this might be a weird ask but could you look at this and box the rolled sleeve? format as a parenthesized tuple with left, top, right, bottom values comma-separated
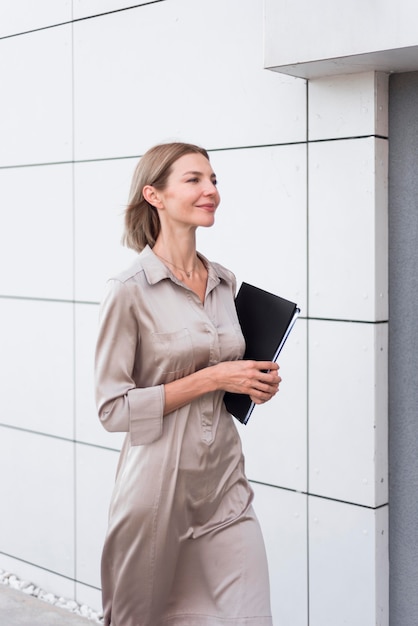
(128, 385, 165, 445)
(95, 279, 165, 446)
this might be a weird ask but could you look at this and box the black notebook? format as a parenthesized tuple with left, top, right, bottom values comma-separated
(224, 282, 300, 425)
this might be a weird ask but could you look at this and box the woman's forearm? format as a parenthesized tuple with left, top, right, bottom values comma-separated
(163, 360, 281, 415)
(163, 366, 219, 415)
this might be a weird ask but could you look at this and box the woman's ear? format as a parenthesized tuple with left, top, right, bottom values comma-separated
(143, 185, 162, 209)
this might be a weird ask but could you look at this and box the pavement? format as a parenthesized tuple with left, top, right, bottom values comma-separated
(0, 585, 94, 626)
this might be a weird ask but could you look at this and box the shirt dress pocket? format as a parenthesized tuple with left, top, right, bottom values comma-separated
(151, 328, 194, 377)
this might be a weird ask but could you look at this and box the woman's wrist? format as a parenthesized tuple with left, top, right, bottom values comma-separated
(196, 363, 221, 394)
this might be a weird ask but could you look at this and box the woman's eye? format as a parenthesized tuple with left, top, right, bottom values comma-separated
(186, 177, 218, 185)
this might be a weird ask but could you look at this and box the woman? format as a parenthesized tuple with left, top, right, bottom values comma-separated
(95, 142, 281, 626)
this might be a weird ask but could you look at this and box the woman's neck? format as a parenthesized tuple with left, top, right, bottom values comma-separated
(152, 233, 207, 302)
(152, 233, 198, 271)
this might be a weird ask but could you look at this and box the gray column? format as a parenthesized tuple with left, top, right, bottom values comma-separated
(389, 71, 418, 626)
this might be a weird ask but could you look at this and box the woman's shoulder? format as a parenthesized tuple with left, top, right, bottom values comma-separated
(99, 253, 152, 316)
(110, 257, 146, 285)
(107, 246, 155, 286)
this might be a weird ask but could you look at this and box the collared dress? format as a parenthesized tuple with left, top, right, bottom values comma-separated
(95, 245, 273, 626)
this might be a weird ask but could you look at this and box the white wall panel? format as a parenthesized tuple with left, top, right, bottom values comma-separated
(0, 554, 75, 602)
(0, 164, 73, 300)
(73, 0, 306, 161)
(198, 144, 307, 311)
(309, 72, 388, 141)
(252, 484, 308, 626)
(74, 159, 137, 302)
(0, 299, 74, 438)
(73, 0, 150, 19)
(0, 27, 72, 167)
(75, 302, 124, 449)
(75, 445, 120, 588)
(309, 496, 388, 626)
(309, 137, 388, 322)
(240, 319, 307, 492)
(0, 0, 71, 38)
(75, 583, 102, 615)
(265, 0, 418, 77)
(309, 320, 388, 507)
(0, 1, 390, 622)
(0, 428, 75, 577)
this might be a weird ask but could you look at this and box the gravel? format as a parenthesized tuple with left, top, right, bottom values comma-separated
(0, 569, 104, 623)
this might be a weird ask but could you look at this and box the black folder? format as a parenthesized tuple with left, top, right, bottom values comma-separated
(224, 282, 300, 425)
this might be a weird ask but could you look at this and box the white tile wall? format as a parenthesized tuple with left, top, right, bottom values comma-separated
(309, 72, 389, 140)
(252, 483, 308, 626)
(265, 0, 418, 74)
(0, 164, 73, 300)
(0, 428, 75, 577)
(0, 0, 71, 38)
(0, 3, 389, 625)
(199, 144, 307, 311)
(309, 137, 388, 322)
(0, 298, 74, 439)
(73, 0, 306, 161)
(74, 159, 138, 303)
(75, 445, 120, 589)
(309, 319, 388, 507)
(75, 583, 102, 615)
(0, 26, 72, 167)
(240, 319, 307, 492)
(75, 302, 124, 449)
(73, 0, 150, 19)
(308, 496, 388, 626)
(0, 554, 75, 601)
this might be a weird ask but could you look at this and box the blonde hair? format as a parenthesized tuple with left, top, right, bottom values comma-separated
(123, 142, 210, 253)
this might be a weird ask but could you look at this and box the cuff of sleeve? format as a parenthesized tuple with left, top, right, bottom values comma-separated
(128, 384, 165, 445)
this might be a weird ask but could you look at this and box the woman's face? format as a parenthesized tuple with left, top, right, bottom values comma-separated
(154, 152, 220, 230)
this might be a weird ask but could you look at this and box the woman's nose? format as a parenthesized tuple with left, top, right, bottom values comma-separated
(203, 180, 218, 195)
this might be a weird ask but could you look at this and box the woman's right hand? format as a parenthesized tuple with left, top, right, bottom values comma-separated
(163, 359, 281, 416)
(213, 360, 281, 405)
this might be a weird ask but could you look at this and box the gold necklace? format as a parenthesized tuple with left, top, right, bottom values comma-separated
(154, 252, 198, 278)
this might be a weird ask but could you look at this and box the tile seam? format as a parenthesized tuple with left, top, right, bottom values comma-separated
(0, 134, 388, 171)
(249, 480, 389, 510)
(0, 551, 101, 591)
(0, 0, 167, 41)
(0, 423, 119, 453)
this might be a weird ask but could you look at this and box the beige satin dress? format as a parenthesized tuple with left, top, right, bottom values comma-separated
(95, 245, 273, 626)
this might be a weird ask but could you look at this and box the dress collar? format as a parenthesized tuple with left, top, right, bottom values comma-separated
(139, 245, 230, 289)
